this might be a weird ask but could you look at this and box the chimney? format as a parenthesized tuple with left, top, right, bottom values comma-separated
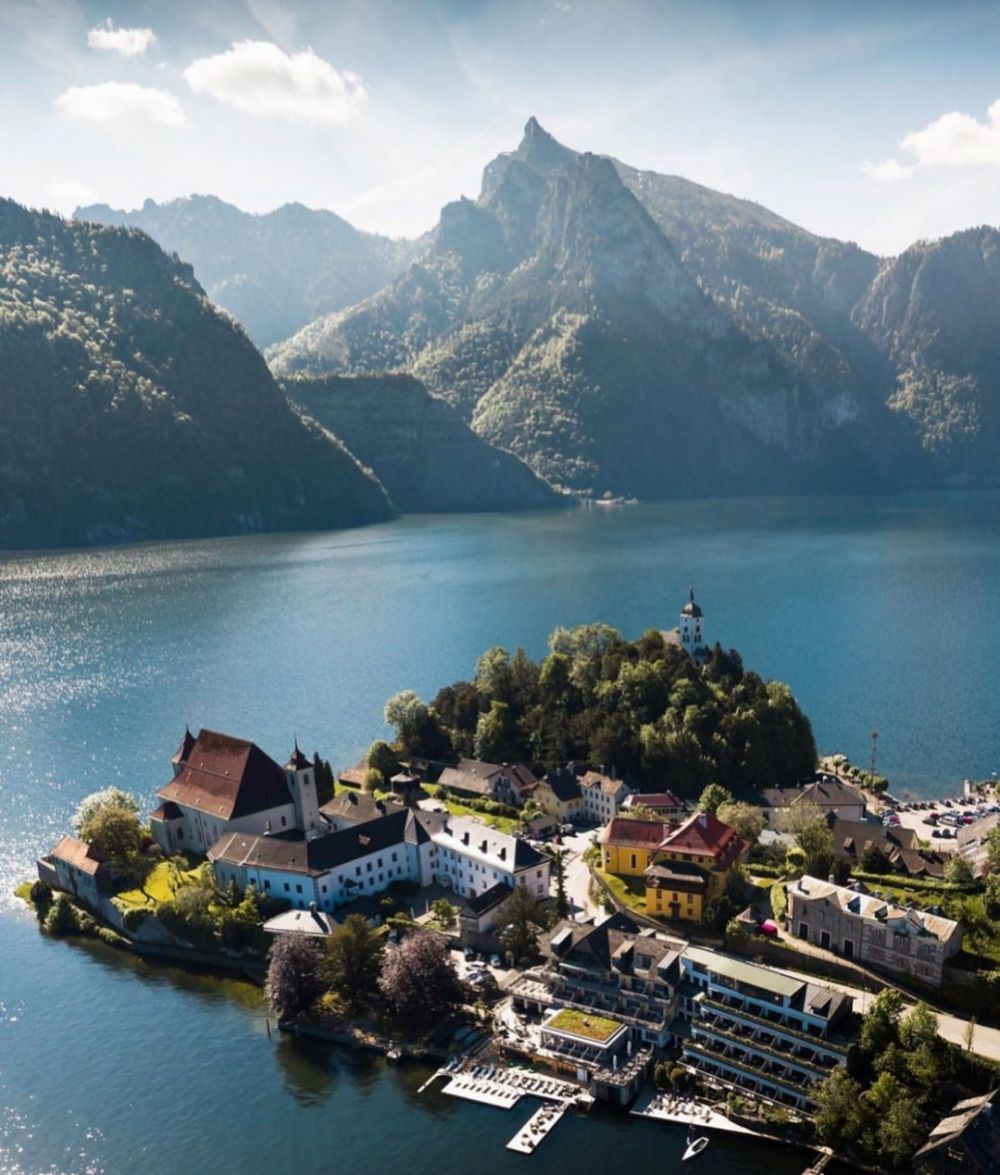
(698, 812, 707, 828)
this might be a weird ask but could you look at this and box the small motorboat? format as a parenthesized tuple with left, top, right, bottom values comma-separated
(682, 1126, 709, 1161)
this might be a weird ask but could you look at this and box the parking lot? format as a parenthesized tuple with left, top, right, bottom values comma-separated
(885, 792, 998, 849)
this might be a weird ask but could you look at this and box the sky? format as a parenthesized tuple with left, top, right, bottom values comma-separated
(3, 0, 1000, 255)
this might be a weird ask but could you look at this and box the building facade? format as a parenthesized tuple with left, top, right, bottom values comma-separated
(578, 771, 631, 824)
(680, 948, 852, 1112)
(599, 818, 669, 876)
(787, 875, 963, 987)
(644, 810, 749, 922)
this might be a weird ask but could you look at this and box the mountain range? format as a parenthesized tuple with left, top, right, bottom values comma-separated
(265, 119, 1000, 498)
(76, 196, 417, 349)
(0, 200, 392, 549)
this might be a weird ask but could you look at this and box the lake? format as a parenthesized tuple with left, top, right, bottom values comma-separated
(2, 491, 998, 1173)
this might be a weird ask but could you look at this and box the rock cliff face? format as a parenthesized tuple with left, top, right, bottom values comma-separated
(269, 119, 912, 497)
(286, 373, 563, 513)
(76, 196, 416, 348)
(0, 200, 392, 549)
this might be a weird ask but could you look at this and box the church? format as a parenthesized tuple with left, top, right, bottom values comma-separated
(150, 728, 323, 855)
(662, 587, 709, 661)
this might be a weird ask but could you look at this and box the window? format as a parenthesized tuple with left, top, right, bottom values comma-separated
(284, 883, 290, 892)
(295, 884, 303, 894)
(281, 816, 287, 827)
(263, 880, 271, 890)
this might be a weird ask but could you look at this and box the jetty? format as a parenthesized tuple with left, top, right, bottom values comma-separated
(507, 1099, 570, 1153)
(631, 1090, 759, 1136)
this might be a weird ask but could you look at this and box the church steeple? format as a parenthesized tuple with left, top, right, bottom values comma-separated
(285, 738, 320, 831)
(680, 588, 705, 654)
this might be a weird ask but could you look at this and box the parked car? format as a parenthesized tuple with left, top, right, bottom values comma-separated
(489, 954, 502, 967)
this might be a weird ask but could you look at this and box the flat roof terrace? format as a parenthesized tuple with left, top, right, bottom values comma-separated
(685, 947, 805, 1001)
(542, 1008, 627, 1047)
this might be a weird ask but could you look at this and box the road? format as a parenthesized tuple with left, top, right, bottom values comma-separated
(558, 828, 605, 922)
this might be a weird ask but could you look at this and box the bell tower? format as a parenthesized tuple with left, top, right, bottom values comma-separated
(680, 587, 705, 655)
(285, 742, 321, 832)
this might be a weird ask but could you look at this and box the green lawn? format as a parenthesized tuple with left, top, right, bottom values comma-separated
(115, 858, 205, 909)
(545, 1007, 622, 1042)
(442, 799, 517, 835)
(595, 868, 647, 914)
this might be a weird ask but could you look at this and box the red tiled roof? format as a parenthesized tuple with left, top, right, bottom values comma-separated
(52, 834, 105, 875)
(658, 811, 748, 869)
(158, 729, 291, 820)
(600, 817, 669, 848)
(624, 791, 686, 809)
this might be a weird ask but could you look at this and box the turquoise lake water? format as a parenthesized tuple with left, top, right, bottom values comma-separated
(2, 492, 999, 1173)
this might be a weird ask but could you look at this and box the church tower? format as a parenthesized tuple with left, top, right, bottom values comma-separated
(680, 588, 705, 656)
(285, 742, 322, 833)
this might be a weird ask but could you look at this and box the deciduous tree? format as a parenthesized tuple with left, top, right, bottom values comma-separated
(323, 914, 384, 1011)
(377, 930, 463, 1017)
(265, 933, 324, 1024)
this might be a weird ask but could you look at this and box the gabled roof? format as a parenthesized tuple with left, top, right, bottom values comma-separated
(159, 729, 291, 820)
(578, 771, 628, 798)
(462, 881, 513, 917)
(659, 811, 748, 869)
(790, 876, 961, 942)
(544, 912, 683, 979)
(51, 834, 105, 875)
(438, 758, 537, 796)
(762, 779, 864, 811)
(831, 818, 917, 856)
(542, 768, 582, 803)
(319, 790, 404, 825)
(599, 817, 669, 849)
(623, 791, 686, 811)
(172, 727, 196, 766)
(645, 860, 709, 893)
(914, 1090, 1000, 1169)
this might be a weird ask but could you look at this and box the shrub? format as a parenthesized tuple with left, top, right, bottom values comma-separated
(30, 880, 53, 922)
(44, 894, 79, 935)
(121, 906, 150, 932)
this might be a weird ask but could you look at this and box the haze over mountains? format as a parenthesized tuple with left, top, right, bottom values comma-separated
(264, 119, 1000, 497)
(76, 196, 417, 349)
(6, 116, 999, 550)
(0, 200, 391, 548)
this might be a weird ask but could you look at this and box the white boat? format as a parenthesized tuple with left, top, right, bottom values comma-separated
(682, 1132, 709, 1161)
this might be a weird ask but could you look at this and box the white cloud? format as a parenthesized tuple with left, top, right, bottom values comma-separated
(183, 40, 365, 122)
(865, 99, 1000, 181)
(55, 82, 185, 127)
(46, 180, 98, 213)
(86, 20, 156, 57)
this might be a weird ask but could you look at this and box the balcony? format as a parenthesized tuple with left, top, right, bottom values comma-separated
(682, 1041, 816, 1103)
(690, 1022, 836, 1080)
(696, 994, 848, 1055)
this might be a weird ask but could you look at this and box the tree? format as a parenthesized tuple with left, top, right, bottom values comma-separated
(552, 850, 569, 919)
(363, 766, 383, 793)
(322, 914, 384, 1011)
(475, 646, 513, 701)
(496, 883, 549, 966)
(378, 930, 463, 1017)
(877, 1094, 926, 1170)
(813, 1069, 872, 1155)
(985, 824, 1000, 873)
(312, 752, 334, 805)
(77, 801, 144, 865)
(383, 691, 451, 758)
(858, 989, 904, 1061)
(265, 933, 324, 1024)
(473, 700, 521, 763)
(367, 740, 400, 782)
(696, 784, 733, 816)
(859, 843, 891, 874)
(715, 801, 765, 843)
(430, 898, 457, 930)
(73, 788, 145, 864)
(945, 854, 975, 884)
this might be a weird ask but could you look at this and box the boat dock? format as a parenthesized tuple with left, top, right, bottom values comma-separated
(443, 1074, 522, 1107)
(631, 1090, 760, 1136)
(506, 1100, 569, 1154)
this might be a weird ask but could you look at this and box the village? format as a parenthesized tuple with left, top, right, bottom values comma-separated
(25, 592, 1000, 1173)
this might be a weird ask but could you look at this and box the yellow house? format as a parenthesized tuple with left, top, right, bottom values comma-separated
(599, 818, 668, 877)
(533, 768, 584, 823)
(643, 810, 749, 922)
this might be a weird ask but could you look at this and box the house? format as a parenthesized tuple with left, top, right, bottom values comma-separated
(262, 904, 339, 937)
(508, 911, 685, 1103)
(578, 771, 631, 824)
(621, 791, 688, 819)
(787, 876, 963, 987)
(914, 1090, 1000, 1174)
(37, 835, 109, 912)
(644, 810, 750, 922)
(958, 813, 1000, 878)
(319, 790, 404, 830)
(338, 761, 369, 789)
(151, 729, 322, 855)
(680, 948, 852, 1112)
(458, 881, 512, 948)
(830, 817, 918, 864)
(762, 779, 866, 829)
(525, 813, 560, 840)
(533, 767, 584, 822)
(209, 808, 550, 913)
(437, 758, 537, 806)
(599, 818, 670, 876)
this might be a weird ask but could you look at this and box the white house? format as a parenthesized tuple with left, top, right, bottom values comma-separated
(207, 809, 551, 913)
(578, 770, 631, 824)
(151, 729, 321, 856)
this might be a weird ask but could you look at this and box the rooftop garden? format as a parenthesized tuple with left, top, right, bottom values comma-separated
(545, 1007, 622, 1043)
